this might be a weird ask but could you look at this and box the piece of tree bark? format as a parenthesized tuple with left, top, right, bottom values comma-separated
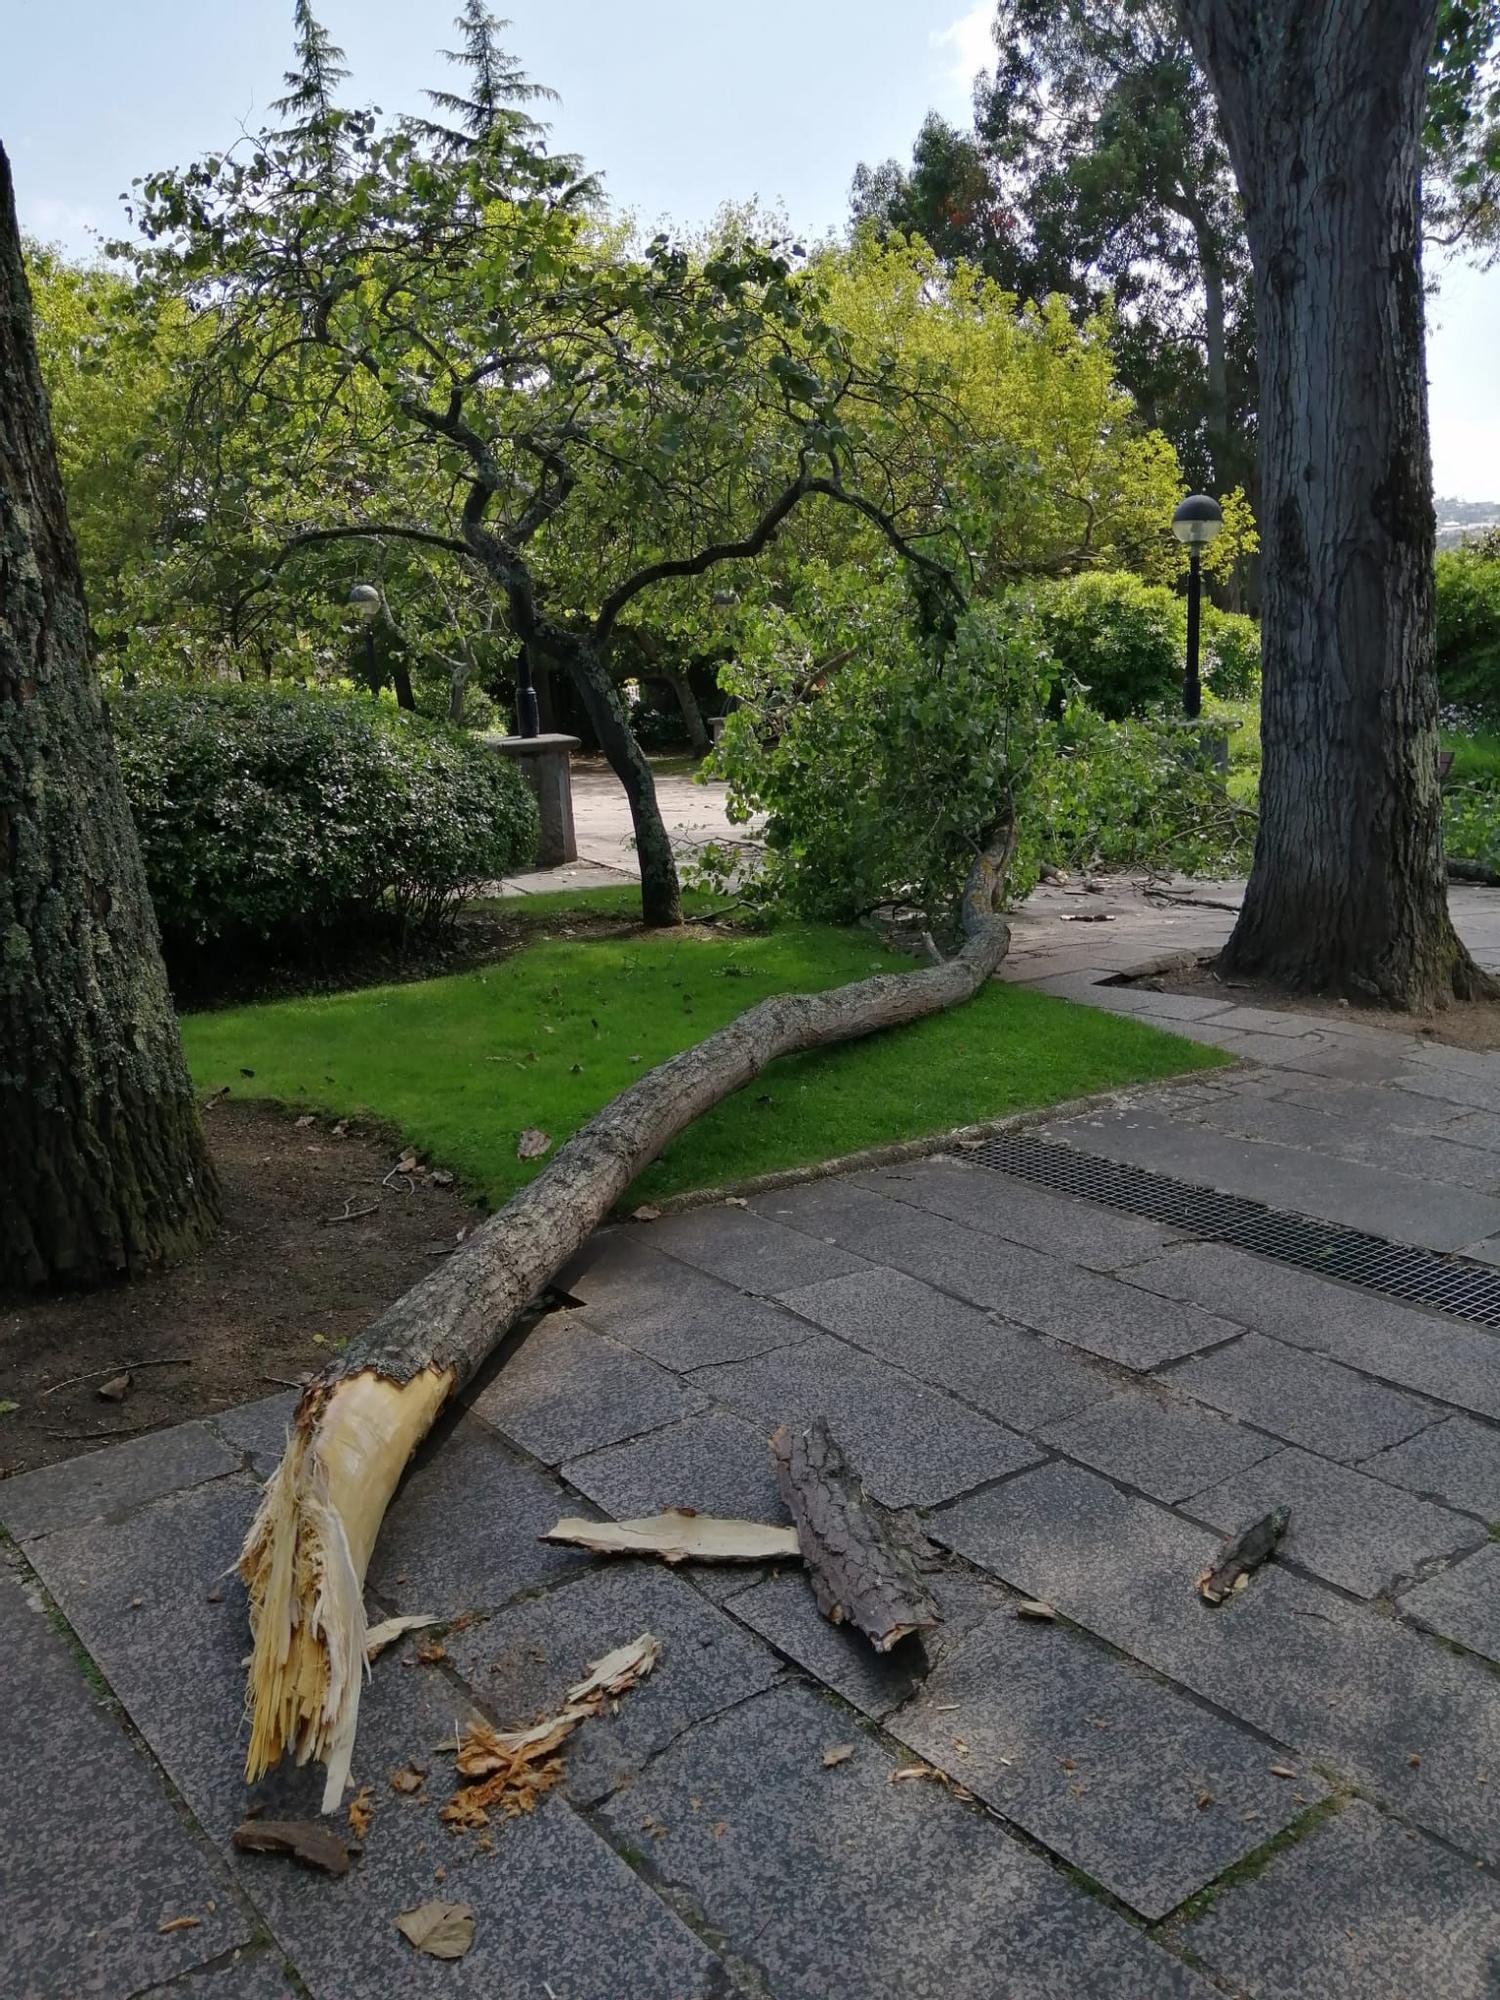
(0, 141, 220, 1288)
(1198, 1505, 1290, 1606)
(543, 1509, 801, 1565)
(1179, 0, 1488, 1008)
(237, 821, 1014, 1807)
(770, 1420, 940, 1653)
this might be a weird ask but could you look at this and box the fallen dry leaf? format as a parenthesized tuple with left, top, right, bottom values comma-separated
(365, 1613, 443, 1662)
(396, 1899, 475, 1961)
(232, 1819, 349, 1877)
(430, 1168, 455, 1188)
(415, 1639, 447, 1665)
(1196, 1791, 1214, 1811)
(822, 1744, 856, 1768)
(516, 1127, 552, 1160)
(1016, 1599, 1056, 1622)
(96, 1370, 132, 1403)
(158, 1915, 201, 1934)
(891, 1764, 944, 1785)
(544, 1509, 800, 1566)
(295, 1113, 317, 1129)
(1269, 1763, 1298, 1779)
(633, 1204, 663, 1222)
(391, 1764, 427, 1794)
(347, 1785, 374, 1840)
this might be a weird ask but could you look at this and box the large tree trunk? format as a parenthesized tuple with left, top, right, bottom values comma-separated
(1179, 0, 1483, 1007)
(0, 142, 220, 1290)
(237, 828, 1014, 1808)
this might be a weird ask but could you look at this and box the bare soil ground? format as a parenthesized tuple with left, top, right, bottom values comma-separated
(1144, 956, 1500, 1050)
(1, 1101, 480, 1478)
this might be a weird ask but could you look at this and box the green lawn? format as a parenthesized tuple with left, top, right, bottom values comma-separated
(182, 919, 1226, 1207)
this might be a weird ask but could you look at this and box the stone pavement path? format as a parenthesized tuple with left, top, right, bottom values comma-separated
(15, 897, 1500, 1996)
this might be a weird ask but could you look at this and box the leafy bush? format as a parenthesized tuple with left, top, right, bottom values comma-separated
(1436, 545, 1500, 718)
(1016, 572, 1259, 718)
(705, 584, 1054, 924)
(112, 686, 537, 950)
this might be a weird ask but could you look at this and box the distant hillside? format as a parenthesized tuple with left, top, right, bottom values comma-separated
(1437, 496, 1500, 549)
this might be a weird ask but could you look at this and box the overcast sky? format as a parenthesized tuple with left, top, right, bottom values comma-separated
(4, 0, 1496, 500)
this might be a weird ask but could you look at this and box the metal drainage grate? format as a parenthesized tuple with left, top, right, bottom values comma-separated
(964, 1134, 1500, 1329)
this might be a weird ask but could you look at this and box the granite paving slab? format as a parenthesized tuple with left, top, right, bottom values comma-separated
(1164, 1332, 1435, 1462)
(0, 1420, 239, 1542)
(692, 1332, 1042, 1507)
(1123, 1241, 1500, 1420)
(643, 1203, 870, 1294)
(365, 1413, 589, 1613)
(931, 1460, 1500, 1867)
(1050, 1107, 1500, 1248)
(468, 1310, 706, 1465)
(442, 1563, 781, 1805)
(778, 1264, 1115, 1431)
(132, 1951, 301, 2000)
(208, 1392, 297, 1484)
(1362, 1416, 1500, 1520)
(561, 1232, 815, 1368)
(20, 1480, 723, 2000)
(562, 1407, 786, 1523)
(597, 1682, 1216, 2000)
(1182, 1445, 1484, 1598)
(892, 1604, 1328, 1920)
(2, 1558, 251, 2000)
(761, 1184, 1235, 1369)
(1042, 1389, 1280, 1503)
(1185, 1799, 1500, 2000)
(1400, 1542, 1500, 1664)
(1190, 1090, 1500, 1191)
(860, 1153, 1184, 1270)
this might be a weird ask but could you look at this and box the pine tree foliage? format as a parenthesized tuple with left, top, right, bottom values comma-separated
(411, 3, 556, 153)
(269, 0, 351, 165)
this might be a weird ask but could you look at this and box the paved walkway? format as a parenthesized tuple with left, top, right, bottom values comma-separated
(14, 889, 1500, 1995)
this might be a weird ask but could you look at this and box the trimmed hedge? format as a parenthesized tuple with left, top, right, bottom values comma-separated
(112, 685, 537, 950)
(1017, 571, 1260, 719)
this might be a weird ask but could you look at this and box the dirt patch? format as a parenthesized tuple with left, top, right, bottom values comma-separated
(1, 1101, 482, 1478)
(1136, 956, 1500, 1051)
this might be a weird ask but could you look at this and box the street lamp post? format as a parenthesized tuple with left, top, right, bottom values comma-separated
(1170, 495, 1224, 720)
(348, 582, 381, 692)
(515, 641, 540, 739)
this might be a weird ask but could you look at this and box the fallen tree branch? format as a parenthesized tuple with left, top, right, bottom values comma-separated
(771, 1421, 940, 1652)
(38, 1356, 192, 1401)
(238, 819, 1015, 1808)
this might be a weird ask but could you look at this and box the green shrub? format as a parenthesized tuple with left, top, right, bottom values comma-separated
(1436, 545, 1500, 717)
(112, 685, 537, 950)
(1016, 571, 1259, 718)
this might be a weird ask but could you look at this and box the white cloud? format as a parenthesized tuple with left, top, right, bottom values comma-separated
(21, 195, 106, 256)
(931, 5, 995, 101)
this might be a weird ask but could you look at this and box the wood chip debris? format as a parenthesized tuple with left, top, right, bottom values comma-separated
(443, 1632, 660, 1831)
(822, 1743, 856, 1768)
(396, 1899, 475, 1961)
(96, 1370, 132, 1402)
(1198, 1506, 1290, 1605)
(347, 1785, 375, 1840)
(1016, 1599, 1056, 1621)
(158, 1915, 202, 1934)
(391, 1763, 427, 1794)
(365, 1613, 444, 1662)
(543, 1509, 800, 1566)
(231, 1818, 350, 1876)
(1269, 1762, 1297, 1779)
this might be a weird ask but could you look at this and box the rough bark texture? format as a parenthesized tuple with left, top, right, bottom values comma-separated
(0, 142, 219, 1290)
(326, 837, 1011, 1393)
(661, 664, 713, 761)
(770, 1420, 940, 1652)
(1180, 0, 1484, 1006)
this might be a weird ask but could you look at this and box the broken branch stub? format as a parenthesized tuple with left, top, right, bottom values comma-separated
(236, 827, 1014, 1807)
(1198, 1506, 1290, 1606)
(771, 1420, 940, 1652)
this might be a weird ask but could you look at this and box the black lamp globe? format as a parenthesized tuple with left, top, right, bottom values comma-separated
(1171, 494, 1224, 548)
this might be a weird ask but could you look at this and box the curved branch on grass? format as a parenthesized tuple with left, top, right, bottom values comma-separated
(237, 814, 1017, 1809)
